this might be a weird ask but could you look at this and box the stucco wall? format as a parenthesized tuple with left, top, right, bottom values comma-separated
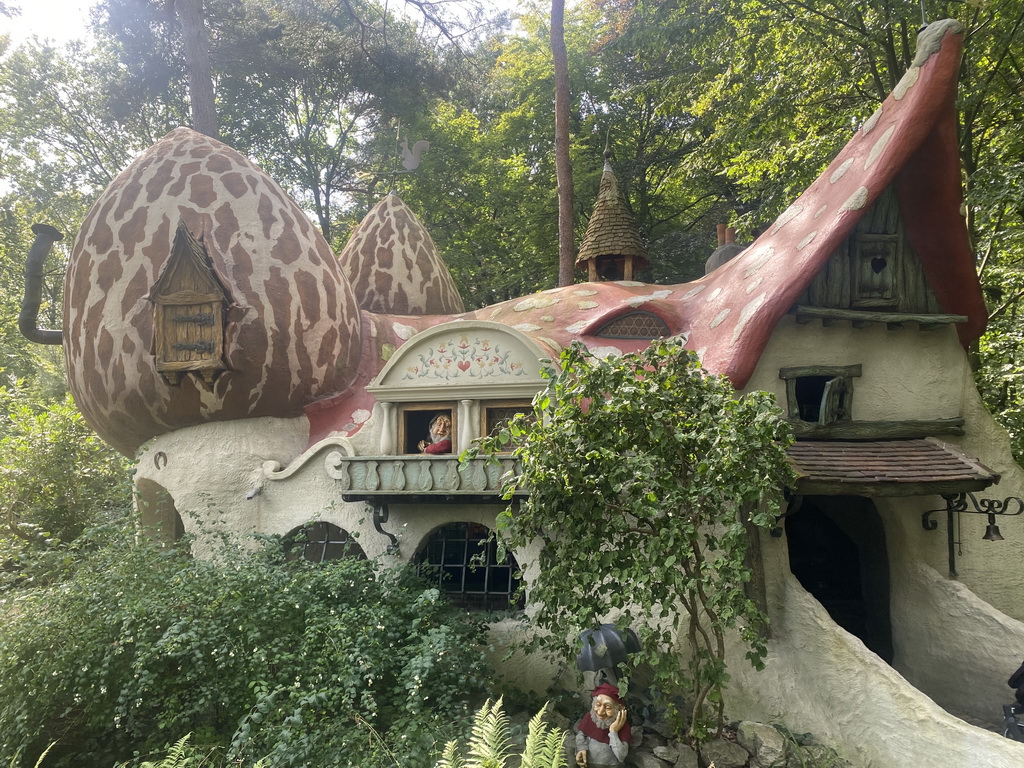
(725, 530, 1024, 767)
(741, 316, 967, 421)
(743, 318, 1024, 621)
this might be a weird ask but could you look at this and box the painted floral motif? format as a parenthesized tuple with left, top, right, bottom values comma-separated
(402, 334, 529, 381)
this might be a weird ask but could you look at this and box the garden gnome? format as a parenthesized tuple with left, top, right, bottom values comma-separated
(574, 683, 631, 767)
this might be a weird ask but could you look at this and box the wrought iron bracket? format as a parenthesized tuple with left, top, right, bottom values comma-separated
(923, 492, 1023, 578)
(372, 503, 399, 554)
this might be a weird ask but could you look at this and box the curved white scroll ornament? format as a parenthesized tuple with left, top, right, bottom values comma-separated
(260, 436, 357, 482)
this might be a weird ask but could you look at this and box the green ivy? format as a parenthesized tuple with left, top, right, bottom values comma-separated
(474, 339, 795, 743)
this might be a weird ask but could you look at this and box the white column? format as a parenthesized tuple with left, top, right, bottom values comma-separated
(379, 402, 396, 455)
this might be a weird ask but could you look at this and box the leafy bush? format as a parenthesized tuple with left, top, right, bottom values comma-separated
(0, 386, 132, 589)
(0, 533, 491, 767)
(476, 340, 795, 741)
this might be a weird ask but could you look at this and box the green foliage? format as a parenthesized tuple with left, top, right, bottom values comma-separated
(0, 534, 491, 768)
(975, 264, 1024, 462)
(475, 340, 795, 742)
(435, 698, 566, 768)
(0, 386, 132, 587)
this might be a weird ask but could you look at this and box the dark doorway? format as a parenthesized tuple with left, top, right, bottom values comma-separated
(785, 495, 893, 662)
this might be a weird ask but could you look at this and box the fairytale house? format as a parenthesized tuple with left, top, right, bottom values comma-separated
(39, 18, 1024, 767)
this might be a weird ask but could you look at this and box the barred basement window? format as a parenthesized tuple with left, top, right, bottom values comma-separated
(594, 311, 669, 339)
(285, 521, 366, 563)
(416, 522, 525, 611)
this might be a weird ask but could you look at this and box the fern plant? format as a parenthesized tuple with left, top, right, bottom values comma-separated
(111, 734, 268, 768)
(436, 699, 566, 768)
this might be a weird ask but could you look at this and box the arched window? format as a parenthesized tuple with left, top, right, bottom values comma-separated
(593, 311, 669, 339)
(415, 522, 525, 611)
(285, 521, 366, 563)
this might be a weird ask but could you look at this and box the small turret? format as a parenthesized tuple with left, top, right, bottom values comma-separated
(576, 143, 648, 282)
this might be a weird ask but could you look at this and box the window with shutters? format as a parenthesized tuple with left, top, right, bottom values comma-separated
(779, 365, 861, 425)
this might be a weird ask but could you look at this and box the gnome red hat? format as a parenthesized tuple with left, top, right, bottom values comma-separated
(591, 683, 624, 704)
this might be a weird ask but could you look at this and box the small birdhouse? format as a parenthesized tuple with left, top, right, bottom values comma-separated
(150, 220, 231, 385)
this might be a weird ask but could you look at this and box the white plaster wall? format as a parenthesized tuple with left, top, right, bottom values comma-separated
(743, 319, 1024, 621)
(725, 529, 1024, 768)
(742, 317, 967, 421)
(946, 371, 1024, 617)
(134, 416, 310, 556)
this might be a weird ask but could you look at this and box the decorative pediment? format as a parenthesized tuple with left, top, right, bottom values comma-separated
(367, 321, 549, 401)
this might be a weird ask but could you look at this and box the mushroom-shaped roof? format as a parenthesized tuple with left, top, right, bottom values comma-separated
(338, 193, 465, 315)
(676, 19, 984, 387)
(575, 159, 648, 270)
(64, 127, 362, 455)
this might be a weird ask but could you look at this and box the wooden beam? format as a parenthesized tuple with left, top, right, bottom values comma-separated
(779, 364, 862, 380)
(794, 478, 994, 497)
(787, 418, 965, 439)
(790, 305, 967, 326)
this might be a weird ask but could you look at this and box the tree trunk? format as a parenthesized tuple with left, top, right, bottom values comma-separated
(551, 0, 574, 286)
(175, 0, 218, 139)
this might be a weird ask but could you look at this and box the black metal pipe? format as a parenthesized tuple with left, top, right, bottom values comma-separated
(18, 222, 64, 345)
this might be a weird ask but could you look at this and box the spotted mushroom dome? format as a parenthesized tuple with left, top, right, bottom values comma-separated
(63, 127, 362, 456)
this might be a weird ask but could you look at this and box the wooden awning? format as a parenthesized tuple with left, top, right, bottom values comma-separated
(787, 437, 999, 497)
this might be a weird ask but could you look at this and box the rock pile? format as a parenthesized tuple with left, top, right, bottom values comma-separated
(508, 709, 855, 768)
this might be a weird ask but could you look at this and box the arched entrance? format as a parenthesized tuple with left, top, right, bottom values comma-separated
(785, 495, 893, 662)
(134, 478, 186, 545)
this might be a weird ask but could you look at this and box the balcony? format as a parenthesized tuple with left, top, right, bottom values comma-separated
(326, 454, 524, 503)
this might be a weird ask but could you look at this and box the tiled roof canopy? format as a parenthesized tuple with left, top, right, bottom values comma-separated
(787, 438, 999, 496)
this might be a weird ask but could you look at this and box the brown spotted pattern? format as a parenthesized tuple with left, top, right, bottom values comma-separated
(64, 128, 362, 455)
(338, 194, 465, 315)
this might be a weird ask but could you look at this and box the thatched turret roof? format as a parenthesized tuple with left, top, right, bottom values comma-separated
(576, 154, 648, 280)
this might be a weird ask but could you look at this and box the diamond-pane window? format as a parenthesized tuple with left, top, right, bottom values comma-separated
(594, 311, 669, 339)
(484, 402, 535, 437)
(416, 522, 525, 611)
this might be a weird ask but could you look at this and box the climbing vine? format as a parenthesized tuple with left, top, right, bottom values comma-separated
(476, 340, 796, 741)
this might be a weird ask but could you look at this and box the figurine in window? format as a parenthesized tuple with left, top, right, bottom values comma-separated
(574, 683, 630, 767)
(418, 413, 452, 454)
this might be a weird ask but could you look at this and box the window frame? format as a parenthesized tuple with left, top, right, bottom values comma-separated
(398, 402, 457, 455)
(481, 400, 535, 444)
(779, 365, 862, 425)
